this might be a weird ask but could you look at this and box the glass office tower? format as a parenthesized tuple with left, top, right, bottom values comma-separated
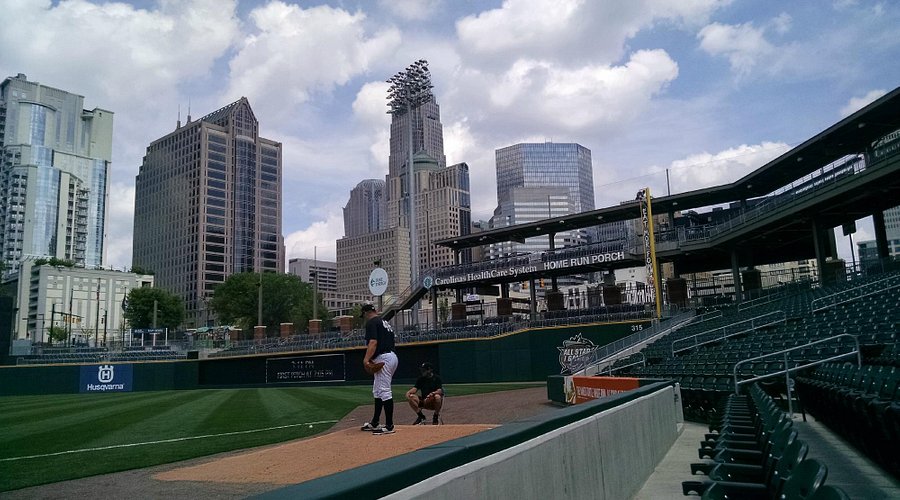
(0, 74, 113, 278)
(133, 97, 284, 326)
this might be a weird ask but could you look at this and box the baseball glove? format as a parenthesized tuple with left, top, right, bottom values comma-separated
(364, 361, 385, 375)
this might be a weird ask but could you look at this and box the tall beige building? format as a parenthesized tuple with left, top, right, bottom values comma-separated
(416, 157, 471, 272)
(132, 98, 284, 327)
(336, 226, 410, 299)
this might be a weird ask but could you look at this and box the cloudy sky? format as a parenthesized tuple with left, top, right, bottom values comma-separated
(2, 0, 898, 268)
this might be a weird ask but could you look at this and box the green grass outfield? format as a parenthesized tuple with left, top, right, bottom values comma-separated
(0, 383, 541, 492)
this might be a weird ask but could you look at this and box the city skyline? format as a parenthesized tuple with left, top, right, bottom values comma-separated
(1, 1, 899, 268)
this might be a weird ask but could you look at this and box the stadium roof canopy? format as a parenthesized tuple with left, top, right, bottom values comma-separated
(436, 86, 900, 251)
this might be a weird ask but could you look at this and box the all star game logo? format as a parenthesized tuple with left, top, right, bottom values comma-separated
(558, 334, 598, 374)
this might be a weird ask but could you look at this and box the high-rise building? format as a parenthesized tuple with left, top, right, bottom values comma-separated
(336, 226, 410, 298)
(132, 98, 284, 327)
(417, 158, 471, 271)
(288, 257, 337, 293)
(884, 206, 900, 240)
(489, 142, 594, 259)
(343, 179, 385, 238)
(0, 74, 113, 277)
(385, 87, 446, 230)
(338, 61, 470, 299)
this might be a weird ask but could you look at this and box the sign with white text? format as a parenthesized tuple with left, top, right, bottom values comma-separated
(80, 364, 133, 393)
(266, 354, 346, 383)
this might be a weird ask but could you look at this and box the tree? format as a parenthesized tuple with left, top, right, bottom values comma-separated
(439, 297, 450, 324)
(129, 265, 154, 275)
(347, 304, 365, 330)
(47, 326, 67, 345)
(125, 287, 185, 330)
(210, 272, 330, 337)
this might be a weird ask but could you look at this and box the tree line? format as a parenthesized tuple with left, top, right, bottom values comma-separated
(124, 272, 333, 337)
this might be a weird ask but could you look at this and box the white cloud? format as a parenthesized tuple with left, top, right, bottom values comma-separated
(482, 50, 678, 131)
(840, 89, 887, 117)
(769, 12, 792, 35)
(698, 21, 774, 76)
(285, 212, 345, 263)
(378, 0, 442, 21)
(224, 2, 401, 127)
(104, 183, 135, 269)
(666, 142, 791, 193)
(457, 0, 729, 65)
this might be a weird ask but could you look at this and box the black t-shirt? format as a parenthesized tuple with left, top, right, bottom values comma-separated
(364, 315, 395, 355)
(415, 374, 443, 396)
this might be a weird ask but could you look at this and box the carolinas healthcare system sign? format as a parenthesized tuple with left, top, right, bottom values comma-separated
(80, 364, 133, 393)
(432, 250, 627, 287)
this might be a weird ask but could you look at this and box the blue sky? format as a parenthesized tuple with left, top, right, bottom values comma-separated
(2, 0, 898, 268)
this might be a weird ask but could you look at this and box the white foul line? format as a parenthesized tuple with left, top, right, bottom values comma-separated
(1, 419, 339, 462)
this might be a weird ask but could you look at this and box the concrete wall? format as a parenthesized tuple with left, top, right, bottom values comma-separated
(387, 386, 679, 500)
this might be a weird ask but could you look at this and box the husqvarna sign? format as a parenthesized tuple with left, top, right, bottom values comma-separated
(80, 364, 133, 393)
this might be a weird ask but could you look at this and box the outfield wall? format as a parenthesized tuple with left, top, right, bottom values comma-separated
(0, 321, 647, 396)
(257, 381, 680, 500)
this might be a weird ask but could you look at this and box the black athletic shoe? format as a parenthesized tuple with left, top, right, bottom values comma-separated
(360, 422, 378, 431)
(433, 415, 440, 425)
(373, 426, 395, 435)
(413, 415, 426, 425)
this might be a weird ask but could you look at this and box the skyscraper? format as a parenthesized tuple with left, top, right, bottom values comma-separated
(337, 60, 470, 300)
(489, 142, 594, 258)
(132, 97, 284, 326)
(0, 74, 113, 277)
(343, 179, 386, 238)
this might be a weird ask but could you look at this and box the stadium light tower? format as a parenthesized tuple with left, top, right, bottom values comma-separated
(387, 59, 433, 323)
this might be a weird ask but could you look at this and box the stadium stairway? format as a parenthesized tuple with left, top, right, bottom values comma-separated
(633, 405, 900, 498)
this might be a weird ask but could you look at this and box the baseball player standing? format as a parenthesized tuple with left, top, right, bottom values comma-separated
(360, 303, 398, 434)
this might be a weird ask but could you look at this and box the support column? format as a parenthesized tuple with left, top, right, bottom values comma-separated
(549, 232, 559, 291)
(811, 219, 828, 284)
(431, 287, 438, 328)
(873, 210, 890, 259)
(529, 278, 537, 320)
(501, 283, 509, 299)
(731, 248, 742, 304)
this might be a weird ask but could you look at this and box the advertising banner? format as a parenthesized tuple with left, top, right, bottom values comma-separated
(570, 376, 641, 404)
(639, 187, 662, 318)
(266, 354, 346, 383)
(80, 364, 133, 393)
(431, 250, 627, 287)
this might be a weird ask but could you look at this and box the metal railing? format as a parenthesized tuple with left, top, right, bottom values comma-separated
(672, 310, 786, 355)
(811, 278, 900, 313)
(566, 309, 695, 374)
(733, 333, 861, 416)
(601, 352, 646, 376)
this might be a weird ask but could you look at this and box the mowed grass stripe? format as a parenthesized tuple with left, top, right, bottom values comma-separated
(0, 391, 203, 456)
(0, 391, 165, 422)
(91, 390, 237, 448)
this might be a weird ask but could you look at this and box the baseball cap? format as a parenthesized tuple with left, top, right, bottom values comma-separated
(360, 303, 376, 317)
(420, 362, 434, 371)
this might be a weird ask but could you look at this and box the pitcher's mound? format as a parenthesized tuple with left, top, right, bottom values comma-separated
(154, 424, 494, 485)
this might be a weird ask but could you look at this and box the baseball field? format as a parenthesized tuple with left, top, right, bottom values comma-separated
(0, 382, 539, 492)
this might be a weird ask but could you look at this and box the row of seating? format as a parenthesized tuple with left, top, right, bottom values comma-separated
(796, 362, 900, 477)
(612, 270, 900, 423)
(681, 384, 849, 499)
